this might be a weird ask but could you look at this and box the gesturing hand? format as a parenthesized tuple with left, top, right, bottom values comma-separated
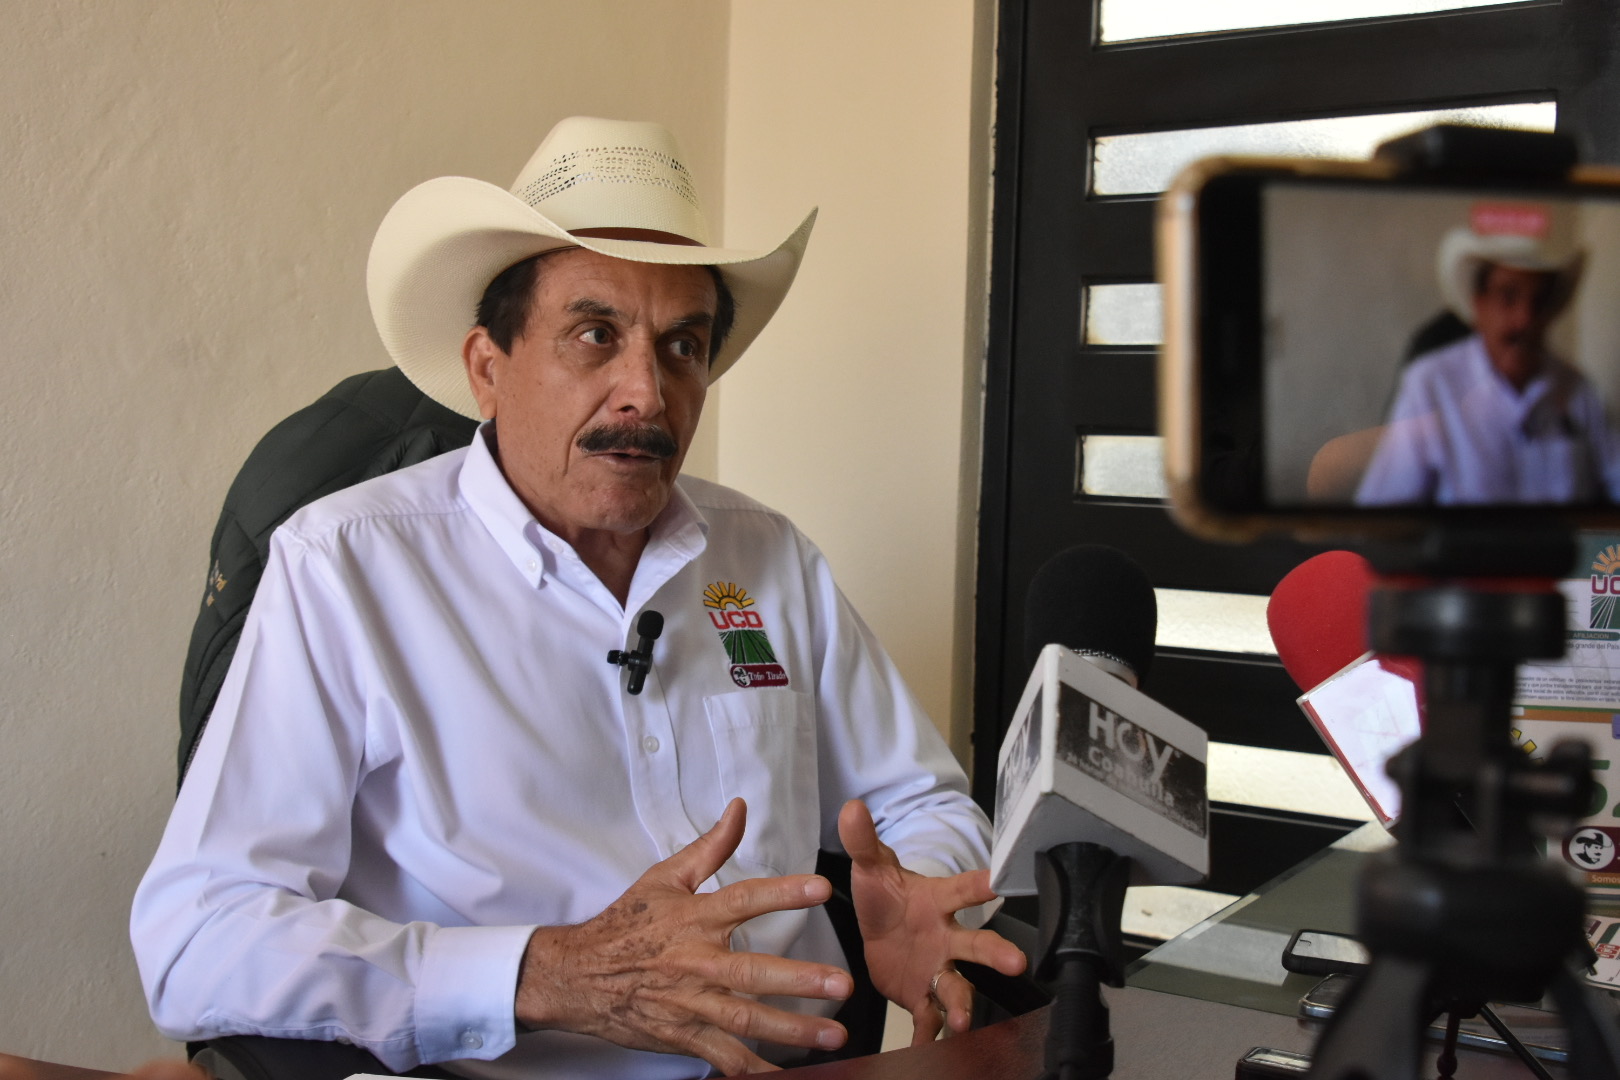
(838, 799, 1029, 1045)
(515, 798, 853, 1075)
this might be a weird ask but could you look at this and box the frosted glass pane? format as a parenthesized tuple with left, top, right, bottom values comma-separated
(1079, 435, 1166, 499)
(1155, 588, 1274, 655)
(1208, 743, 1373, 821)
(1093, 102, 1555, 196)
(1085, 283, 1163, 345)
(1101, 0, 1523, 44)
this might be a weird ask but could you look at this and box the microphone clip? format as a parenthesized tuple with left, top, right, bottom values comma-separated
(607, 610, 665, 696)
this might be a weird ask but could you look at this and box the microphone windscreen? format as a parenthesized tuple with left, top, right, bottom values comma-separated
(1023, 545, 1157, 682)
(636, 610, 665, 639)
(1266, 551, 1375, 692)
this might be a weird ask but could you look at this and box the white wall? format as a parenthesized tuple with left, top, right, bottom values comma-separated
(720, 0, 994, 757)
(0, 2, 728, 1068)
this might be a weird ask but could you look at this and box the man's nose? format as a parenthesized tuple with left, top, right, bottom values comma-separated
(1506, 296, 1541, 329)
(614, 338, 666, 416)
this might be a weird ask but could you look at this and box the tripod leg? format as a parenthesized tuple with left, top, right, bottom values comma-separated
(1545, 965, 1620, 1080)
(1475, 1004, 1556, 1080)
(1434, 1012, 1460, 1080)
(1307, 954, 1430, 1080)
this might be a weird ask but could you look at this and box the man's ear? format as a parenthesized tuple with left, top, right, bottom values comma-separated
(463, 327, 502, 420)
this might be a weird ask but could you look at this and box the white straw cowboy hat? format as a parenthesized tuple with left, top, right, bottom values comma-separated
(1437, 220, 1585, 326)
(368, 116, 817, 419)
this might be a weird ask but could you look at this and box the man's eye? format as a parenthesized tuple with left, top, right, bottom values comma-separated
(579, 326, 612, 346)
(669, 337, 705, 362)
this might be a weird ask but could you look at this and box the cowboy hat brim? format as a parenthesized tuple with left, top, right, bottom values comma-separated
(368, 176, 816, 419)
(1437, 227, 1585, 327)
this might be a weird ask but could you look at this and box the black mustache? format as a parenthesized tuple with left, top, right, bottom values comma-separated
(576, 424, 677, 459)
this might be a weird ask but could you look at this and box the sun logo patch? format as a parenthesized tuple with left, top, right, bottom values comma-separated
(1592, 545, 1620, 629)
(703, 581, 790, 688)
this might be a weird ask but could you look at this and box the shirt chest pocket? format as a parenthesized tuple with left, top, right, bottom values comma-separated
(704, 688, 820, 877)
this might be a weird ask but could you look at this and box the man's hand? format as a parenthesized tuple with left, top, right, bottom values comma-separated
(838, 799, 1029, 1045)
(515, 798, 853, 1075)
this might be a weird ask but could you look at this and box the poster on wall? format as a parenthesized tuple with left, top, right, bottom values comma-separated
(1517, 534, 1620, 899)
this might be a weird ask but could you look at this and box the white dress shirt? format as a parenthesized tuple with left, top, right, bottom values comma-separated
(1356, 334, 1620, 505)
(132, 426, 989, 1079)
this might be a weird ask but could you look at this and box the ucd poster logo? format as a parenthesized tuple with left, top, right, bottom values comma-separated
(1591, 545, 1620, 630)
(703, 582, 790, 689)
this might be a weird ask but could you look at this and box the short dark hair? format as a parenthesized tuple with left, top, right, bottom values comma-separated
(476, 255, 543, 355)
(475, 255, 736, 363)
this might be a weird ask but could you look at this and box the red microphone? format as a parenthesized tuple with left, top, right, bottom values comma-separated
(1267, 550, 1426, 692)
(1268, 550, 1376, 691)
(1268, 551, 1424, 825)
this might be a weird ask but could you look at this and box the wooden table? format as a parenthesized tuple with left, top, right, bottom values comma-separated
(740, 1004, 1048, 1079)
(0, 1055, 120, 1080)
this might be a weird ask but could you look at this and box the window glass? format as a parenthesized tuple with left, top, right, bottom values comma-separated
(1209, 743, 1372, 820)
(1085, 283, 1162, 344)
(1079, 434, 1167, 500)
(1093, 102, 1555, 196)
(1156, 587, 1275, 655)
(1100, 0, 1525, 44)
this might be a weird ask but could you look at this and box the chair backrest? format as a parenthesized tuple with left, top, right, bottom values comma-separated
(179, 367, 477, 782)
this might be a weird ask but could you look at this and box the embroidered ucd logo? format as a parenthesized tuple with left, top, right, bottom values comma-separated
(702, 581, 790, 689)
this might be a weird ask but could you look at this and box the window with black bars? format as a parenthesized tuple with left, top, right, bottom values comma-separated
(976, 0, 1620, 908)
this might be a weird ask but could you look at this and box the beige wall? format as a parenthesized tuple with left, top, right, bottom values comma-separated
(721, 0, 993, 757)
(0, 2, 729, 1067)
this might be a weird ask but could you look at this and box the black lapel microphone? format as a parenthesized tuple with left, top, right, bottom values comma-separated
(607, 610, 664, 695)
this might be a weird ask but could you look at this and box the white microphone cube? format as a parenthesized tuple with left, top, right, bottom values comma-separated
(991, 644, 1210, 896)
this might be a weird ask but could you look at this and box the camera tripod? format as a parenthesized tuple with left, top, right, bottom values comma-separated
(1307, 532, 1620, 1080)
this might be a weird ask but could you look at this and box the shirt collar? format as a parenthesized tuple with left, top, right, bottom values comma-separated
(1466, 333, 1562, 412)
(458, 422, 710, 593)
(459, 424, 550, 588)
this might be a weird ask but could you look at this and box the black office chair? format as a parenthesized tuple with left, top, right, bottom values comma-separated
(1403, 309, 1471, 364)
(179, 367, 479, 784)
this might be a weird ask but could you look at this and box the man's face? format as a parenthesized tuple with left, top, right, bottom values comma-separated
(1472, 263, 1560, 390)
(463, 248, 715, 543)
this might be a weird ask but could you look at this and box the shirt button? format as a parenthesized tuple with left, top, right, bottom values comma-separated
(459, 1030, 484, 1051)
(642, 735, 660, 754)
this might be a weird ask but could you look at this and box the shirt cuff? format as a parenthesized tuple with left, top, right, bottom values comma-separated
(414, 923, 536, 1064)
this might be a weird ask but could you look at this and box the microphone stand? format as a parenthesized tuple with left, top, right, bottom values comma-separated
(1035, 842, 1132, 1080)
(1305, 528, 1620, 1080)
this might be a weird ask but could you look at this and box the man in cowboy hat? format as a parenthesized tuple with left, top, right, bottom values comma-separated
(132, 118, 1023, 1079)
(1356, 211, 1620, 505)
